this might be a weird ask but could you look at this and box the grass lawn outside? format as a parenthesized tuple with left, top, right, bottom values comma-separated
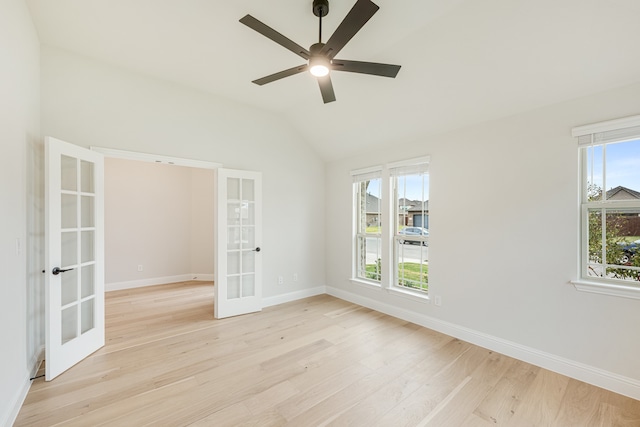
(365, 261, 428, 292)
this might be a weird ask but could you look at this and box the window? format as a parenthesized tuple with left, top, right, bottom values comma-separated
(353, 169, 382, 283)
(351, 157, 430, 298)
(574, 115, 640, 296)
(392, 163, 429, 293)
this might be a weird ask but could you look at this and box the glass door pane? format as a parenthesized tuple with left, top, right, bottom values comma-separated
(59, 153, 98, 346)
(226, 177, 258, 299)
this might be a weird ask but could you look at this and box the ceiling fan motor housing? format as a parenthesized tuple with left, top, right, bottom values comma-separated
(309, 42, 325, 55)
(313, 0, 329, 17)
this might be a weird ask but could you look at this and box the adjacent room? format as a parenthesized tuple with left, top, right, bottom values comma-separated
(3, 0, 640, 425)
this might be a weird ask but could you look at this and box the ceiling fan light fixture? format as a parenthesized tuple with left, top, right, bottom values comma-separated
(310, 65, 329, 77)
(309, 53, 330, 77)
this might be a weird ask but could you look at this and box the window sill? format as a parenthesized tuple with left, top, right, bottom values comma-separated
(387, 286, 430, 303)
(570, 279, 640, 300)
(350, 278, 382, 290)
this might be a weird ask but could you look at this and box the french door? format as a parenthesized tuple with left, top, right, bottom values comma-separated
(214, 169, 262, 319)
(45, 137, 105, 380)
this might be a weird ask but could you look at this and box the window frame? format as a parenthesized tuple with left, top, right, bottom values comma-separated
(572, 115, 640, 299)
(350, 157, 431, 301)
(351, 167, 383, 286)
(390, 160, 430, 295)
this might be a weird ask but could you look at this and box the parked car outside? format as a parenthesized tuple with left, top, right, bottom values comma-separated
(398, 227, 429, 246)
(618, 239, 640, 264)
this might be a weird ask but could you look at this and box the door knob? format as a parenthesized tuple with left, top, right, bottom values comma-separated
(52, 267, 74, 275)
(253, 247, 261, 252)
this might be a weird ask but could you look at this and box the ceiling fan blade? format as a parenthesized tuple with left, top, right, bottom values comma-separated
(252, 64, 309, 86)
(240, 15, 310, 60)
(320, 0, 379, 59)
(317, 75, 336, 103)
(332, 59, 401, 78)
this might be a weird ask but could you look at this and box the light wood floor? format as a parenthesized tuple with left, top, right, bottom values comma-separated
(15, 281, 640, 426)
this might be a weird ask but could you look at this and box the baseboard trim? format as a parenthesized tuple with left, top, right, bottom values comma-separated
(326, 286, 640, 401)
(262, 286, 327, 308)
(106, 273, 214, 292)
(3, 346, 45, 427)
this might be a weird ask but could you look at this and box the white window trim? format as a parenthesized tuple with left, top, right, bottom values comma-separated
(571, 114, 640, 137)
(570, 279, 640, 300)
(387, 156, 430, 170)
(572, 114, 640, 299)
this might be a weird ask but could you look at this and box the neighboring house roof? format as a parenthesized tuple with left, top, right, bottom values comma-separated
(365, 195, 429, 213)
(606, 186, 640, 200)
(366, 193, 380, 213)
(407, 202, 429, 213)
(399, 198, 429, 213)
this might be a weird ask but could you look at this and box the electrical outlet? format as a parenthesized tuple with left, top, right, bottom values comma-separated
(293, 273, 298, 282)
(278, 275, 284, 285)
(434, 295, 442, 306)
(137, 265, 143, 272)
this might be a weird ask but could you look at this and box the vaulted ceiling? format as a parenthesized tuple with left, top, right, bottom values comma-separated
(26, 0, 640, 161)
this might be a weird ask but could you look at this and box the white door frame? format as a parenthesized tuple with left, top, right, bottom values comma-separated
(90, 147, 222, 169)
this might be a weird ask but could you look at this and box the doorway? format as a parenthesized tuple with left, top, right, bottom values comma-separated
(103, 157, 215, 291)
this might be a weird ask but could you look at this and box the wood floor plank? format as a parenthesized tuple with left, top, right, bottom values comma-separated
(472, 358, 539, 425)
(507, 368, 570, 426)
(14, 281, 640, 426)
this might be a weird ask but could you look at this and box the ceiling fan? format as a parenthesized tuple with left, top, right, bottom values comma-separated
(240, 0, 401, 104)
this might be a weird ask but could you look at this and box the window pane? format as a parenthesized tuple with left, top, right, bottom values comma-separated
(587, 208, 640, 282)
(394, 171, 429, 293)
(585, 145, 603, 200)
(227, 276, 240, 299)
(61, 155, 77, 192)
(606, 209, 640, 281)
(587, 209, 603, 277)
(81, 230, 94, 263)
(581, 127, 640, 289)
(61, 231, 77, 268)
(61, 305, 78, 344)
(242, 251, 255, 274)
(61, 267, 78, 306)
(61, 194, 77, 229)
(81, 195, 94, 227)
(242, 179, 254, 202)
(605, 139, 640, 199)
(356, 178, 381, 234)
(80, 160, 94, 193)
(81, 264, 95, 299)
(227, 227, 241, 250)
(81, 299, 94, 334)
(356, 236, 381, 282)
(227, 178, 240, 200)
(396, 240, 428, 293)
(227, 251, 240, 275)
(242, 274, 255, 297)
(354, 176, 382, 283)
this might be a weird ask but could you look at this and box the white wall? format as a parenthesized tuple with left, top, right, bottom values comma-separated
(0, 0, 41, 425)
(190, 167, 214, 275)
(325, 81, 640, 397)
(105, 158, 214, 287)
(41, 45, 326, 300)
